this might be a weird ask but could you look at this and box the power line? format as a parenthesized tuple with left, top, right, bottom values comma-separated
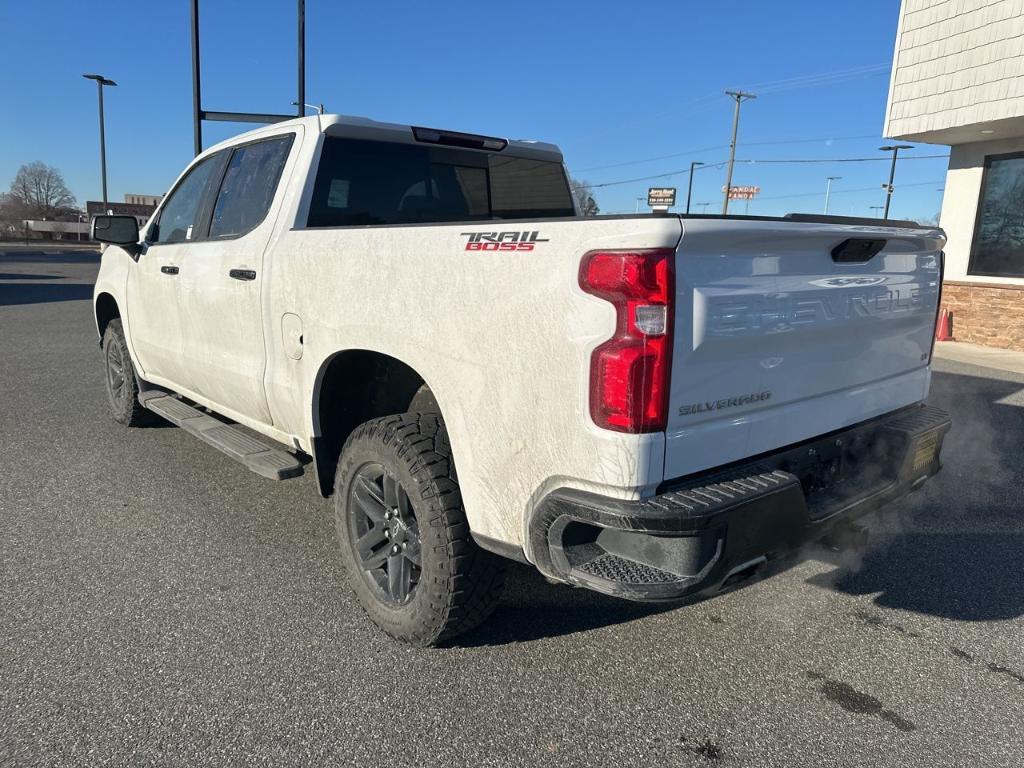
(736, 63, 892, 97)
(744, 133, 881, 147)
(575, 133, 884, 174)
(589, 161, 729, 189)
(570, 63, 892, 143)
(755, 179, 945, 202)
(584, 153, 949, 189)
(739, 153, 949, 164)
(575, 144, 727, 173)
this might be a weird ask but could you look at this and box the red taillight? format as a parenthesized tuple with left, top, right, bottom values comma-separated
(579, 248, 675, 433)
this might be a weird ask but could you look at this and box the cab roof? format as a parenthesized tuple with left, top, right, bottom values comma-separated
(202, 113, 564, 164)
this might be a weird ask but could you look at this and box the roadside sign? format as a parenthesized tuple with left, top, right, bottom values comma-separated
(647, 187, 676, 210)
(723, 185, 760, 200)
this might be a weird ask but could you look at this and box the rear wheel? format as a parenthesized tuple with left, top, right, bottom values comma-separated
(334, 413, 506, 645)
(102, 319, 155, 427)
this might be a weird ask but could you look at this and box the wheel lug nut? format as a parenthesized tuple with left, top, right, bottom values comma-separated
(402, 542, 407, 550)
(383, 529, 390, 539)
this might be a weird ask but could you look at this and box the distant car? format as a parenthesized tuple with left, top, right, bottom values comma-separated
(91, 114, 950, 644)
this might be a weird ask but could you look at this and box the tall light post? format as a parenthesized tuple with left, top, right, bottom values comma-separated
(824, 176, 841, 214)
(869, 205, 885, 218)
(82, 74, 117, 207)
(722, 90, 756, 214)
(879, 144, 913, 220)
(635, 197, 644, 214)
(686, 161, 704, 214)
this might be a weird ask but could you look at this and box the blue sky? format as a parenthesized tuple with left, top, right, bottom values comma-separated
(0, 0, 949, 221)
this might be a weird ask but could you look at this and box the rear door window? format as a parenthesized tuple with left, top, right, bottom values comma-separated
(307, 137, 574, 227)
(209, 135, 294, 239)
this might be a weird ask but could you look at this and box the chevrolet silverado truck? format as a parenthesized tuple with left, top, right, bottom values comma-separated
(91, 114, 951, 645)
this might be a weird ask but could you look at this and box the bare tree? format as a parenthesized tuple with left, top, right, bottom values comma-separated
(8, 162, 76, 219)
(0, 193, 27, 225)
(569, 177, 600, 217)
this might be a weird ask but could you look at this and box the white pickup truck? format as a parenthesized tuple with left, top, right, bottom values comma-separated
(91, 114, 951, 645)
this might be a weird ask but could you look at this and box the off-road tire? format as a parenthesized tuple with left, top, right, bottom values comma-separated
(334, 413, 507, 645)
(102, 319, 155, 427)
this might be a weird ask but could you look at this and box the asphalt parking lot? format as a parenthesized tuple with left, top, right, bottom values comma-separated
(2, 247, 1023, 767)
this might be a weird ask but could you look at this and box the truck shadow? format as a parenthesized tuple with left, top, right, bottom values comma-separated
(458, 564, 672, 647)
(0, 250, 100, 264)
(0, 283, 94, 306)
(808, 529, 1024, 621)
(0, 273, 64, 280)
(808, 366, 1024, 622)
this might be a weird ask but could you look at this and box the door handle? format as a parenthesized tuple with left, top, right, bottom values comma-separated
(160, 265, 179, 275)
(229, 268, 256, 281)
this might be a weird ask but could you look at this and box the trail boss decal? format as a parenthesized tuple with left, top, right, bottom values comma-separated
(461, 231, 549, 251)
(679, 390, 772, 416)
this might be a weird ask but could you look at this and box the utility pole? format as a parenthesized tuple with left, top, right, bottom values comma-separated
(824, 176, 841, 214)
(686, 161, 704, 214)
(879, 144, 913, 219)
(722, 90, 756, 214)
(82, 74, 117, 207)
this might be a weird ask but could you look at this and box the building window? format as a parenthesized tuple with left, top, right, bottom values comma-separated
(969, 152, 1024, 278)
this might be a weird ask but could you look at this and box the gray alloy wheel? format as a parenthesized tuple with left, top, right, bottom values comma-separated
(105, 335, 130, 413)
(101, 319, 155, 427)
(346, 462, 423, 605)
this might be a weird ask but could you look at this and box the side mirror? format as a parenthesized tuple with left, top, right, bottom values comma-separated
(91, 215, 140, 247)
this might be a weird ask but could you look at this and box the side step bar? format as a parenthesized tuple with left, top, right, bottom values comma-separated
(140, 393, 304, 480)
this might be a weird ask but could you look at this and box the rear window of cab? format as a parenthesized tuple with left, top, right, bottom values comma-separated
(306, 137, 575, 227)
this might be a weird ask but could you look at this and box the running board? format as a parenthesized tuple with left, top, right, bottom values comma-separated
(140, 393, 304, 480)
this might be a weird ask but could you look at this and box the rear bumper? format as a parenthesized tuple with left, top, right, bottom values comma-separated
(529, 404, 951, 601)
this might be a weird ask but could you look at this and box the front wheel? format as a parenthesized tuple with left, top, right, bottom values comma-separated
(334, 413, 506, 645)
(101, 319, 155, 427)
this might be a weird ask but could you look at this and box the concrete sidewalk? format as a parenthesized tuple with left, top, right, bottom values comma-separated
(934, 340, 1024, 375)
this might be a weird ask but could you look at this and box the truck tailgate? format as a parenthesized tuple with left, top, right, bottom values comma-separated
(664, 219, 944, 480)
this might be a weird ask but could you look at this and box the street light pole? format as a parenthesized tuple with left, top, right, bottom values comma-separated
(824, 176, 841, 214)
(83, 74, 117, 208)
(722, 90, 756, 215)
(635, 197, 644, 214)
(686, 161, 704, 214)
(879, 144, 913, 220)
